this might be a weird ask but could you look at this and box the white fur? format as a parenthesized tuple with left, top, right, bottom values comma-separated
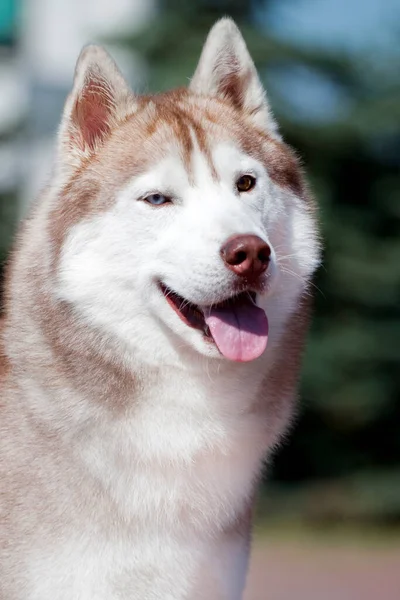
(45, 137, 318, 599)
(57, 140, 318, 367)
(1, 19, 320, 600)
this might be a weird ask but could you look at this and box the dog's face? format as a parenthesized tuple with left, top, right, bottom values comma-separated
(54, 20, 320, 366)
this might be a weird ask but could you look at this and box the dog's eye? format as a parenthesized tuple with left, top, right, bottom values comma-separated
(144, 193, 171, 206)
(236, 175, 256, 193)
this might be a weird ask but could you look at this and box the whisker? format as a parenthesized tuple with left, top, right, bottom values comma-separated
(276, 254, 302, 263)
(280, 267, 325, 298)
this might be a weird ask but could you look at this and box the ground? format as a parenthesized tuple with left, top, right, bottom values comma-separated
(244, 528, 400, 600)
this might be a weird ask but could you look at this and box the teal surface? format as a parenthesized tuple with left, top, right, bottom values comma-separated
(0, 0, 18, 39)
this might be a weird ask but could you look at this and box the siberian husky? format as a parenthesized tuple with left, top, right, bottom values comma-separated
(0, 18, 320, 600)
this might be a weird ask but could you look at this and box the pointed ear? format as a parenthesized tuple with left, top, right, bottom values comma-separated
(58, 45, 133, 173)
(190, 18, 279, 138)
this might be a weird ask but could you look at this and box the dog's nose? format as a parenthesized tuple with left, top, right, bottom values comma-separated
(220, 235, 271, 280)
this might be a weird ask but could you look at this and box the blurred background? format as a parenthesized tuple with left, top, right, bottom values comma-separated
(0, 0, 399, 598)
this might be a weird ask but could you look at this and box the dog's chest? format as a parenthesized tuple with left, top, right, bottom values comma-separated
(25, 371, 263, 600)
(26, 533, 208, 600)
(80, 368, 266, 529)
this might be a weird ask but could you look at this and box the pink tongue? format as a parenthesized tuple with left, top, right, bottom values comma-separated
(204, 297, 268, 362)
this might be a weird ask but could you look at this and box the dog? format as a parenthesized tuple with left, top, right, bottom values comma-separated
(0, 17, 320, 600)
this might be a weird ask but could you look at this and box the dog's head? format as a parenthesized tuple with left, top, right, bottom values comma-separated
(53, 19, 320, 366)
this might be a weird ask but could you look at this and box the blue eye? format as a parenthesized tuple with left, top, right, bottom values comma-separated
(144, 193, 171, 206)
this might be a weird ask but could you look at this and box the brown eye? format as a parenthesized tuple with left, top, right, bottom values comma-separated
(236, 175, 256, 193)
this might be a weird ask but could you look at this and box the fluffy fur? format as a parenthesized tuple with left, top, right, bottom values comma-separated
(0, 18, 320, 600)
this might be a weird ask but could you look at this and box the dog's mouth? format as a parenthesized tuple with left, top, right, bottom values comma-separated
(159, 283, 269, 362)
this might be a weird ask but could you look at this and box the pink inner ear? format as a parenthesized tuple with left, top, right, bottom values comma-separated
(73, 77, 114, 151)
(215, 52, 251, 112)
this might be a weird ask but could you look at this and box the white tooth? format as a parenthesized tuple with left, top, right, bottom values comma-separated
(202, 306, 211, 318)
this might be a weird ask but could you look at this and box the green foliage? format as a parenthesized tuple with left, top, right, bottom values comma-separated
(0, 192, 17, 263)
(0, 191, 17, 312)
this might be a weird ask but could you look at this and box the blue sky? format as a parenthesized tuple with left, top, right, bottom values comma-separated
(258, 0, 400, 124)
(266, 0, 400, 56)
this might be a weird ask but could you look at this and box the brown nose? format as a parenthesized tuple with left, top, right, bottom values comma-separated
(220, 234, 271, 280)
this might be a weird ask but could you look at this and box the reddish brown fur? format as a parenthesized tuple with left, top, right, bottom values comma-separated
(48, 88, 308, 264)
(254, 295, 312, 425)
(73, 77, 115, 150)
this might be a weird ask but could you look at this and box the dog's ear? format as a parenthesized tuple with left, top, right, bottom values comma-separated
(190, 18, 279, 138)
(58, 45, 133, 174)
